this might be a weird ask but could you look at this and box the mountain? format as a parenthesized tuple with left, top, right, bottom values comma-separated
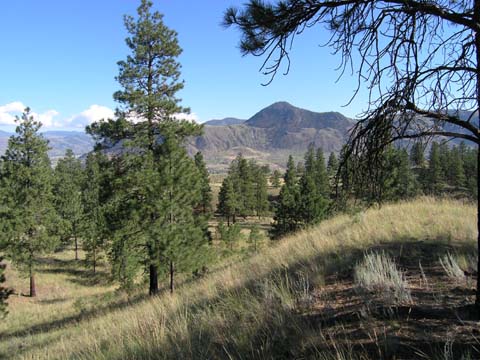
(188, 102, 355, 171)
(0, 131, 94, 161)
(203, 117, 246, 126)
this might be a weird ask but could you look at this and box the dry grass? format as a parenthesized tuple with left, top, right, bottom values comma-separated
(354, 252, 411, 304)
(1, 197, 477, 359)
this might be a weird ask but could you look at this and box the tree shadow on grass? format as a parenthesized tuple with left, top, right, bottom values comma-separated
(8, 237, 480, 359)
(104, 238, 480, 359)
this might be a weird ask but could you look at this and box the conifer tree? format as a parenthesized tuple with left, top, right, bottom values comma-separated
(106, 0, 205, 295)
(252, 162, 269, 217)
(218, 177, 239, 225)
(248, 224, 263, 253)
(82, 152, 107, 274)
(327, 152, 339, 183)
(271, 169, 281, 188)
(410, 142, 425, 168)
(271, 155, 301, 237)
(217, 222, 242, 251)
(450, 146, 466, 188)
(0, 108, 58, 297)
(427, 142, 444, 195)
(299, 146, 328, 225)
(53, 149, 84, 260)
(315, 147, 329, 197)
(194, 152, 212, 215)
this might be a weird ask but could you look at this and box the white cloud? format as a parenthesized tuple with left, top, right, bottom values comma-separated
(0, 102, 196, 130)
(66, 105, 115, 128)
(173, 112, 199, 123)
(0, 101, 60, 127)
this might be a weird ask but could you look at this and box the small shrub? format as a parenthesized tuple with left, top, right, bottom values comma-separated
(439, 253, 466, 283)
(354, 252, 411, 304)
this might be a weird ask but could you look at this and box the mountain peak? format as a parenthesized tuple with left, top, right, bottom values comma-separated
(245, 102, 351, 130)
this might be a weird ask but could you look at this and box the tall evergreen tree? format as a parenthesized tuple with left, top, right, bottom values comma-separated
(327, 152, 339, 182)
(299, 146, 328, 225)
(218, 177, 239, 225)
(82, 152, 107, 274)
(315, 147, 329, 197)
(271, 169, 282, 188)
(252, 161, 269, 217)
(0, 108, 58, 297)
(450, 146, 466, 188)
(107, 0, 205, 295)
(194, 152, 212, 215)
(410, 142, 425, 168)
(53, 149, 84, 260)
(271, 155, 301, 237)
(427, 142, 444, 195)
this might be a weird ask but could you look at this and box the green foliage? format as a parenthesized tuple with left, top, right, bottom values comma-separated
(271, 155, 301, 238)
(326, 152, 339, 188)
(247, 224, 264, 253)
(217, 222, 242, 250)
(194, 152, 212, 215)
(298, 145, 330, 226)
(427, 142, 444, 195)
(102, 0, 207, 294)
(114, 0, 187, 119)
(271, 169, 282, 188)
(410, 142, 425, 168)
(53, 149, 84, 258)
(0, 256, 12, 317)
(0, 108, 59, 296)
(217, 154, 269, 221)
(82, 152, 108, 273)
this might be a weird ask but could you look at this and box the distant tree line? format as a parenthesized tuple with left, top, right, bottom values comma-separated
(217, 154, 269, 224)
(271, 141, 478, 238)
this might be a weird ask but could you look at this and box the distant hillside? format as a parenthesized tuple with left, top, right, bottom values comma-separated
(203, 117, 246, 126)
(0, 131, 94, 160)
(189, 102, 355, 171)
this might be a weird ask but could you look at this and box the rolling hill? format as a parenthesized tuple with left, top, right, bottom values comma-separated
(2, 198, 477, 359)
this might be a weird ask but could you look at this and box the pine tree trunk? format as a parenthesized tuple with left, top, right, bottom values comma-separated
(169, 261, 174, 294)
(74, 235, 78, 261)
(93, 247, 96, 274)
(149, 264, 159, 296)
(73, 222, 78, 261)
(30, 271, 36, 297)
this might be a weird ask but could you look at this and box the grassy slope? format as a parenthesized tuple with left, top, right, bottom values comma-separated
(1, 198, 477, 359)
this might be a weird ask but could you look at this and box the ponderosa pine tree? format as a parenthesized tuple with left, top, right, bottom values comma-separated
(327, 152, 339, 188)
(427, 142, 444, 195)
(194, 152, 212, 215)
(53, 149, 84, 260)
(0, 108, 58, 297)
(410, 143, 426, 168)
(271, 155, 301, 238)
(315, 148, 329, 197)
(299, 145, 329, 225)
(271, 169, 282, 188)
(103, 0, 205, 295)
(248, 224, 263, 253)
(252, 161, 269, 217)
(218, 177, 239, 225)
(82, 152, 108, 274)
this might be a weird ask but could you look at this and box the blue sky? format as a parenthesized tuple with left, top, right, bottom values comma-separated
(0, 0, 368, 132)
